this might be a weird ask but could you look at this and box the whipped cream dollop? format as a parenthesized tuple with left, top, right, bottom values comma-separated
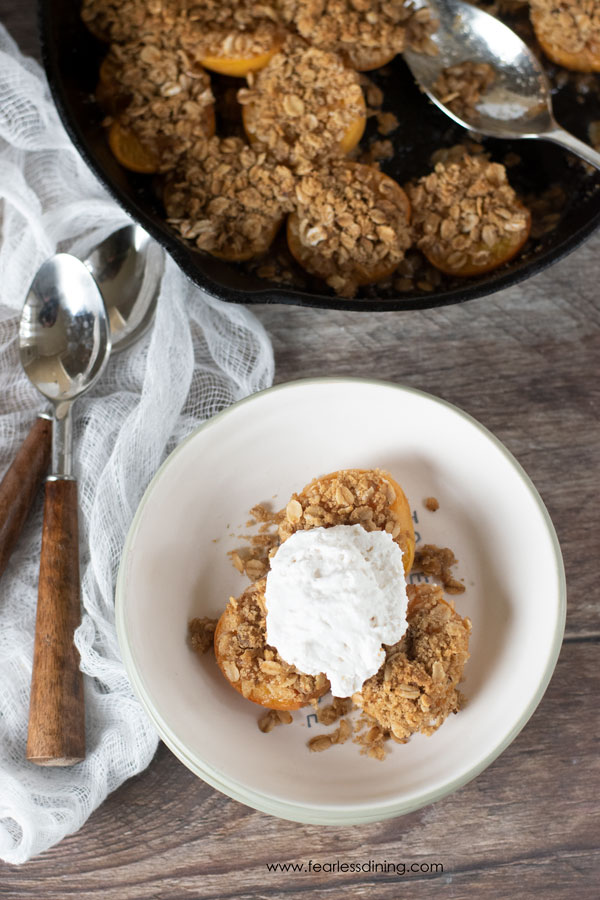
(265, 524, 409, 698)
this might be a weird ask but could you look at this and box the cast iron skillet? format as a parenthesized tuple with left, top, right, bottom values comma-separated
(39, 0, 600, 311)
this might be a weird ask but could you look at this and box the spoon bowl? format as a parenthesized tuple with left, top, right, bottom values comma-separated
(19, 254, 111, 408)
(403, 0, 600, 170)
(84, 224, 164, 353)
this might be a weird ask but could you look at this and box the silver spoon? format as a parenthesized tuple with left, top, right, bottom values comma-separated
(84, 223, 164, 352)
(19, 254, 111, 765)
(0, 226, 164, 581)
(403, 0, 600, 171)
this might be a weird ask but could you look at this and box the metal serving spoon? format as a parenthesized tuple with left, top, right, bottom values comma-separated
(0, 226, 164, 581)
(403, 0, 600, 171)
(84, 223, 164, 352)
(20, 254, 111, 765)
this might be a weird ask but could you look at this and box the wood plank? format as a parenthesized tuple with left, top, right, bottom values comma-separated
(1, 3, 38, 58)
(1, 640, 597, 898)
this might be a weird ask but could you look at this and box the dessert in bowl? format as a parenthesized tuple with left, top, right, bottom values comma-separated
(211, 468, 428, 720)
(116, 378, 565, 822)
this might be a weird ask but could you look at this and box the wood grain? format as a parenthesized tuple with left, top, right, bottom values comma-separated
(0, 3, 598, 896)
(26, 478, 85, 766)
(2, 641, 598, 898)
(0, 414, 51, 578)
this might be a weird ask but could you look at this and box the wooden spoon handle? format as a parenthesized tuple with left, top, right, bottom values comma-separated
(0, 415, 52, 579)
(26, 478, 85, 766)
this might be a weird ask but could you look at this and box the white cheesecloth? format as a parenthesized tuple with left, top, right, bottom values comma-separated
(0, 25, 274, 864)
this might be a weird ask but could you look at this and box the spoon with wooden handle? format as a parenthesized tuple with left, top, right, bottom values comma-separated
(20, 254, 111, 766)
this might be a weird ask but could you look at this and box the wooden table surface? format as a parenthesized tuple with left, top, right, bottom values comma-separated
(1, 5, 599, 898)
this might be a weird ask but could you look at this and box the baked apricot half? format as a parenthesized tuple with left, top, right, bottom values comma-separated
(422, 204, 531, 277)
(281, 468, 415, 575)
(237, 41, 367, 168)
(214, 578, 330, 710)
(531, 7, 600, 72)
(344, 46, 399, 72)
(282, 0, 413, 72)
(164, 136, 295, 261)
(99, 46, 216, 175)
(408, 153, 531, 278)
(353, 583, 471, 742)
(108, 104, 217, 174)
(199, 38, 283, 77)
(167, 170, 284, 261)
(242, 98, 366, 159)
(287, 163, 412, 297)
(108, 121, 161, 174)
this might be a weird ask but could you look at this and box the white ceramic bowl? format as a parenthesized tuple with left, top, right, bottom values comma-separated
(116, 377, 566, 824)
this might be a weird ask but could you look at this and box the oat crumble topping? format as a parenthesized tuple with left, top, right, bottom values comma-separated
(229, 549, 271, 581)
(238, 38, 366, 170)
(279, 468, 413, 566)
(307, 718, 353, 752)
(179, 0, 285, 60)
(101, 39, 215, 170)
(432, 60, 496, 121)
(359, 73, 385, 109)
(429, 140, 487, 167)
(407, 153, 530, 273)
(165, 136, 295, 259)
(288, 163, 412, 296)
(279, 0, 438, 69)
(258, 708, 293, 732)
(315, 697, 354, 725)
(414, 544, 465, 594)
(530, 0, 600, 57)
(228, 503, 283, 578)
(353, 583, 471, 744)
(376, 110, 400, 135)
(353, 713, 391, 759)
(188, 616, 218, 654)
(81, 0, 176, 43)
(424, 496, 439, 511)
(360, 139, 395, 164)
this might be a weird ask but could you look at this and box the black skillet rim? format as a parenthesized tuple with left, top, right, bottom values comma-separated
(38, 0, 600, 312)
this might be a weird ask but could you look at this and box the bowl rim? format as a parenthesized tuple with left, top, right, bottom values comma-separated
(115, 376, 567, 824)
(38, 0, 600, 312)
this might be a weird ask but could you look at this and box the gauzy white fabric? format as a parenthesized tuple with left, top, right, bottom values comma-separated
(0, 25, 274, 864)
